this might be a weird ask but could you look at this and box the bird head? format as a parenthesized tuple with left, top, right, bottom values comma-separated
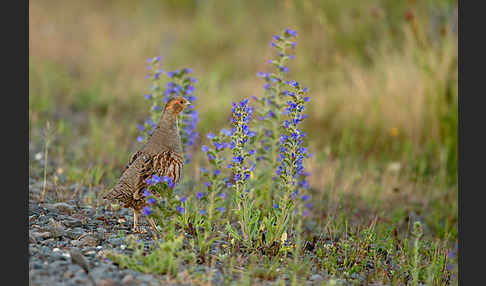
(164, 96, 191, 115)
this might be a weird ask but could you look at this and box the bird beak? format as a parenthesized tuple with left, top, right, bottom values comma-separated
(185, 101, 191, 106)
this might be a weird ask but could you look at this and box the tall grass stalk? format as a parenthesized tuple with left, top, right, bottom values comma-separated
(40, 121, 53, 202)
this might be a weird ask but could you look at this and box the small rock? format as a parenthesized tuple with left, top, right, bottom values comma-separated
(310, 274, 323, 283)
(79, 235, 99, 247)
(64, 218, 83, 228)
(94, 228, 107, 241)
(42, 202, 62, 213)
(29, 232, 38, 243)
(138, 274, 157, 283)
(47, 218, 67, 237)
(121, 274, 134, 284)
(70, 248, 90, 273)
(85, 250, 97, 256)
(108, 238, 123, 247)
(97, 278, 117, 286)
(64, 270, 75, 279)
(66, 227, 86, 240)
(50, 260, 67, 269)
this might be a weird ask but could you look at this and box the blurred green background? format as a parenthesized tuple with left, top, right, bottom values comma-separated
(29, 0, 457, 238)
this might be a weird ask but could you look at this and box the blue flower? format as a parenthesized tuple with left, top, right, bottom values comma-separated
(213, 169, 220, 177)
(143, 206, 152, 216)
(202, 145, 209, 153)
(144, 94, 152, 100)
(180, 196, 187, 203)
(244, 173, 250, 181)
(234, 173, 241, 181)
(163, 176, 174, 188)
(199, 209, 206, 215)
(273, 202, 279, 209)
(137, 136, 144, 142)
(176, 206, 185, 214)
(207, 132, 215, 139)
(285, 29, 297, 37)
(197, 192, 204, 200)
(217, 207, 226, 212)
(151, 175, 161, 184)
(301, 195, 310, 201)
(233, 155, 244, 164)
(205, 181, 212, 187)
(221, 128, 232, 136)
(143, 189, 151, 197)
(185, 85, 195, 94)
(147, 197, 156, 205)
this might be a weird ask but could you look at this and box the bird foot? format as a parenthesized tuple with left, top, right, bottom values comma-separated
(132, 227, 147, 234)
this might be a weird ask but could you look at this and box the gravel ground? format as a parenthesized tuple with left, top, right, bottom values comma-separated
(28, 180, 348, 286)
(28, 198, 176, 286)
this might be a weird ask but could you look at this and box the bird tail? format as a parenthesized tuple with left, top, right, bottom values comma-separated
(102, 188, 115, 200)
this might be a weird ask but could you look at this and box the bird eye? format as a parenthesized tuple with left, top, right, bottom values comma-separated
(179, 100, 184, 104)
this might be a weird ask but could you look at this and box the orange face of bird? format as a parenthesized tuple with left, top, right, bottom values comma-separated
(165, 96, 190, 115)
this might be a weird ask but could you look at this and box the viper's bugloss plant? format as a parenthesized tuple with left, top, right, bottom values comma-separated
(199, 128, 232, 226)
(269, 79, 311, 246)
(254, 29, 298, 169)
(249, 29, 312, 246)
(228, 98, 259, 242)
(251, 29, 313, 215)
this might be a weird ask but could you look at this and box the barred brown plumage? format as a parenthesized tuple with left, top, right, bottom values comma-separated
(103, 95, 190, 233)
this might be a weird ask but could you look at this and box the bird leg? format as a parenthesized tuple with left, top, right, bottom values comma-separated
(133, 209, 140, 233)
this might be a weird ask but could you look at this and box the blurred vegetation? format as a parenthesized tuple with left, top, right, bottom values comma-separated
(29, 0, 457, 250)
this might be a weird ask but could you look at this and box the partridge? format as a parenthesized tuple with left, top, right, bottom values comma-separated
(103, 96, 190, 232)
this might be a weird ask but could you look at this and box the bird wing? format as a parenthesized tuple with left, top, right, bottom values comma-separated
(122, 149, 146, 173)
(132, 153, 155, 201)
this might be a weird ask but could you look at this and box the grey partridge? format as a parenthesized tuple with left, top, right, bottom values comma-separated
(103, 96, 190, 232)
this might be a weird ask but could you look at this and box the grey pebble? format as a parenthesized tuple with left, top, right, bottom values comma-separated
(64, 219, 83, 228)
(310, 274, 323, 282)
(67, 227, 86, 240)
(121, 274, 135, 285)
